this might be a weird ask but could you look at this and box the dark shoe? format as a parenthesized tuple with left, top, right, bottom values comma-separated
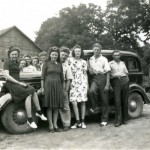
(114, 122, 122, 127)
(63, 126, 70, 131)
(48, 128, 54, 133)
(122, 121, 128, 125)
(54, 127, 63, 132)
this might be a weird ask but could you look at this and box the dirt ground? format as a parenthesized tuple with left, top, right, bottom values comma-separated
(0, 105, 150, 149)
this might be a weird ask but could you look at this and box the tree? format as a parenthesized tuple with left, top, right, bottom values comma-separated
(35, 3, 105, 51)
(105, 0, 150, 52)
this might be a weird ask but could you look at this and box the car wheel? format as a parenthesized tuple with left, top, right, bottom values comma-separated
(1, 101, 38, 134)
(128, 92, 143, 119)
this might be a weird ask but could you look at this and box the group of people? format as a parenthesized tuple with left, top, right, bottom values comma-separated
(0, 42, 129, 133)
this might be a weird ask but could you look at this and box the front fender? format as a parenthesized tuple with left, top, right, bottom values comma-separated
(129, 83, 150, 104)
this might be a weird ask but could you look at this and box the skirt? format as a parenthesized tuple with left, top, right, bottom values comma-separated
(43, 75, 64, 109)
(6, 81, 35, 103)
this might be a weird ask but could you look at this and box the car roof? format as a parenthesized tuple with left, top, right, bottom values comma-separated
(83, 50, 140, 58)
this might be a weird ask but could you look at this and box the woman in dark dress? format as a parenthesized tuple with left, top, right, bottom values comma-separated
(3, 46, 47, 129)
(41, 47, 64, 132)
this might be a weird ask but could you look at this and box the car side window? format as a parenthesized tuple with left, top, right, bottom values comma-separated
(128, 58, 139, 71)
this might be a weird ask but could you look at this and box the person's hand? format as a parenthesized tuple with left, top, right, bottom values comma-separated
(63, 90, 68, 96)
(89, 68, 95, 75)
(104, 85, 109, 92)
(18, 82, 27, 87)
(41, 88, 44, 94)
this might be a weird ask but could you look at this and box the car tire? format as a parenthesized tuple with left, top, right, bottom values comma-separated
(128, 92, 143, 119)
(1, 101, 38, 134)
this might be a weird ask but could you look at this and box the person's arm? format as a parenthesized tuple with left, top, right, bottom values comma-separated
(41, 62, 47, 94)
(104, 71, 110, 92)
(60, 63, 64, 86)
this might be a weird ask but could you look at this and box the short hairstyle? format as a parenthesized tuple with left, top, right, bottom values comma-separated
(7, 46, 20, 58)
(39, 51, 47, 57)
(92, 43, 102, 50)
(60, 46, 70, 54)
(112, 50, 120, 55)
(19, 58, 27, 67)
(72, 45, 84, 58)
(24, 54, 32, 59)
(47, 46, 60, 62)
(32, 56, 39, 63)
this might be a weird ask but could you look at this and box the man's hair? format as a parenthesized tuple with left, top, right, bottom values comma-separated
(60, 46, 70, 54)
(92, 43, 102, 50)
(112, 50, 120, 55)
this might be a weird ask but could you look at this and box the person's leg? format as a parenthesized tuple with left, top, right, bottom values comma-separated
(71, 101, 81, 128)
(59, 93, 71, 128)
(121, 82, 129, 124)
(88, 80, 98, 111)
(25, 95, 37, 129)
(112, 79, 122, 126)
(53, 109, 62, 132)
(98, 75, 109, 124)
(32, 92, 47, 120)
(81, 101, 86, 129)
(81, 102, 86, 121)
(47, 108, 53, 129)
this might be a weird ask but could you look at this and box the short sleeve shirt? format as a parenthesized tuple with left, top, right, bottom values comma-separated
(62, 60, 73, 81)
(109, 60, 128, 77)
(89, 55, 110, 74)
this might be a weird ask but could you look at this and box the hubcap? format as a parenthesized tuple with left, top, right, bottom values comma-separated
(13, 107, 27, 125)
(128, 99, 137, 112)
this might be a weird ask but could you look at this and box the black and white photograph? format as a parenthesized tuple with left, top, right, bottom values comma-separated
(0, 0, 150, 149)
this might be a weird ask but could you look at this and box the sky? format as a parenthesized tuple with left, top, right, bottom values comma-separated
(0, 0, 108, 41)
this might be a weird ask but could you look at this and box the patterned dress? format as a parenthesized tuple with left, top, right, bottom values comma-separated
(69, 58, 88, 102)
(42, 60, 64, 108)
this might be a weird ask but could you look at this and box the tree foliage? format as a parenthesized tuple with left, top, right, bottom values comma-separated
(35, 1, 150, 53)
(35, 3, 105, 51)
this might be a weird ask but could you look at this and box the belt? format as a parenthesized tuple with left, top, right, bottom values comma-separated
(111, 76, 127, 79)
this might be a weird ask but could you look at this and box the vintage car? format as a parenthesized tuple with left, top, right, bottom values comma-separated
(0, 49, 149, 134)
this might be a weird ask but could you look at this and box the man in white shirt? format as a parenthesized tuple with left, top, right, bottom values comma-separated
(88, 43, 110, 126)
(109, 50, 129, 127)
(59, 47, 73, 131)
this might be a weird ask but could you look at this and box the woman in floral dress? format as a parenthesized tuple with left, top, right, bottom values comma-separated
(70, 45, 88, 129)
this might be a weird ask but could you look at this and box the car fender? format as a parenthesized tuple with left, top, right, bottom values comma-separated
(0, 93, 12, 111)
(129, 83, 150, 104)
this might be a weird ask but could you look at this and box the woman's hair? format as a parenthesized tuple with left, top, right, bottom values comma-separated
(32, 56, 39, 63)
(72, 45, 84, 58)
(39, 51, 47, 57)
(24, 54, 32, 59)
(47, 46, 60, 62)
(7, 46, 20, 58)
(60, 46, 70, 54)
(19, 58, 27, 67)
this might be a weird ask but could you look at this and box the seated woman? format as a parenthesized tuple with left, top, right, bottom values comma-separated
(3, 46, 47, 129)
(23, 55, 36, 72)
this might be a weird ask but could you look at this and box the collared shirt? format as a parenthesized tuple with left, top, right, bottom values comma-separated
(109, 60, 128, 77)
(62, 60, 73, 81)
(89, 55, 111, 74)
(22, 65, 36, 72)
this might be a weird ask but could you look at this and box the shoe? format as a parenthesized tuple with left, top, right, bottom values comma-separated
(122, 121, 128, 125)
(48, 127, 54, 133)
(36, 113, 47, 121)
(54, 128, 63, 132)
(71, 123, 81, 129)
(81, 122, 86, 129)
(114, 122, 122, 127)
(63, 126, 70, 131)
(27, 121, 37, 129)
(100, 122, 107, 127)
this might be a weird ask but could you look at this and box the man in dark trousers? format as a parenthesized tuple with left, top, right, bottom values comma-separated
(88, 43, 110, 126)
(109, 50, 129, 127)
